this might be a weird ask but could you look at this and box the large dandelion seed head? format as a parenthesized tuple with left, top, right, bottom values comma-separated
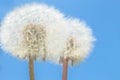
(0, 3, 70, 60)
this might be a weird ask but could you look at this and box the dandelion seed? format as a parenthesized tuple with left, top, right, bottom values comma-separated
(0, 3, 69, 80)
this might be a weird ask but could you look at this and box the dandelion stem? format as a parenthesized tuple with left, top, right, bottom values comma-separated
(29, 57, 35, 80)
(62, 58, 68, 80)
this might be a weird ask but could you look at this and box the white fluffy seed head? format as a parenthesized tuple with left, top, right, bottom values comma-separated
(63, 18, 95, 65)
(48, 18, 96, 66)
(0, 3, 70, 60)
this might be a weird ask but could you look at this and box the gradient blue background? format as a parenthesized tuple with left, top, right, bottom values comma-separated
(0, 0, 120, 80)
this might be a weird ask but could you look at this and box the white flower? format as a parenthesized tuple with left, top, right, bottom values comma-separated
(47, 18, 96, 65)
(0, 3, 70, 60)
(65, 18, 95, 65)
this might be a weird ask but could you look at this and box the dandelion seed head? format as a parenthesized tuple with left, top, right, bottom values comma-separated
(52, 18, 96, 66)
(63, 18, 95, 65)
(0, 3, 69, 60)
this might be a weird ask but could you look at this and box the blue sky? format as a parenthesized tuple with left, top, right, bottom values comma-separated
(0, 0, 120, 80)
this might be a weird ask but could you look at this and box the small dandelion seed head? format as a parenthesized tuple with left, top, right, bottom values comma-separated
(58, 18, 96, 66)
